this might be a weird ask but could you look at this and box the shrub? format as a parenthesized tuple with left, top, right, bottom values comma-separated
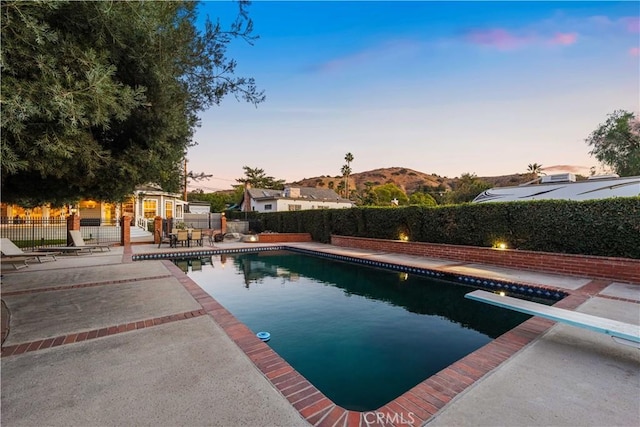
(249, 198, 640, 258)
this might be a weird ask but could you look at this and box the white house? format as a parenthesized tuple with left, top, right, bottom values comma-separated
(75, 184, 186, 228)
(129, 185, 187, 228)
(241, 186, 353, 213)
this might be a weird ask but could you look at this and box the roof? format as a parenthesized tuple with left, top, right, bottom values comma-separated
(133, 184, 183, 200)
(246, 187, 351, 203)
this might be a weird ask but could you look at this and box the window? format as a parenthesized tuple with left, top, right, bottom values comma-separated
(264, 204, 272, 211)
(143, 200, 157, 218)
(165, 201, 173, 219)
(288, 204, 302, 211)
(176, 205, 183, 219)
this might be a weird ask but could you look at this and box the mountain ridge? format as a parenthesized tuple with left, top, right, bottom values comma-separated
(288, 166, 536, 194)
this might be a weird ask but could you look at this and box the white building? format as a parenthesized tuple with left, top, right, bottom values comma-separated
(241, 186, 353, 213)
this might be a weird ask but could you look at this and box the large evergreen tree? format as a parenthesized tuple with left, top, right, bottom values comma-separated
(1, 0, 264, 206)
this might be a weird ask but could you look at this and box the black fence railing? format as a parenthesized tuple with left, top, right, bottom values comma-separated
(0, 217, 122, 249)
(0, 217, 67, 250)
(79, 219, 121, 245)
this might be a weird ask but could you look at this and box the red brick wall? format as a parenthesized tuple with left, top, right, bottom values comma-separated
(66, 214, 80, 246)
(331, 235, 640, 284)
(258, 233, 312, 243)
(121, 215, 131, 246)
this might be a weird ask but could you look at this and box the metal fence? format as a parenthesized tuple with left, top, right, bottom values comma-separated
(0, 217, 68, 250)
(79, 220, 121, 245)
(182, 213, 222, 230)
(1, 217, 122, 250)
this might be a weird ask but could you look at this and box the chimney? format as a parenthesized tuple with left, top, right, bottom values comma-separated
(285, 187, 300, 198)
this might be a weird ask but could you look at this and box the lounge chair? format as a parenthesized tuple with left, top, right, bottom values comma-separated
(1, 257, 31, 269)
(68, 230, 111, 252)
(1, 238, 60, 263)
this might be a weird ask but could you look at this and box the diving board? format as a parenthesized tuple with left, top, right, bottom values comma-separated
(465, 290, 640, 348)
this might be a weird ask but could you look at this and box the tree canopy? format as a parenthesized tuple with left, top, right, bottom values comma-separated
(444, 173, 491, 204)
(408, 192, 437, 206)
(341, 152, 354, 198)
(527, 163, 543, 177)
(1, 0, 264, 206)
(235, 166, 285, 190)
(372, 183, 409, 206)
(585, 110, 640, 177)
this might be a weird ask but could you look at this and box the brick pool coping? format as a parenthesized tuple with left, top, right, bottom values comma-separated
(1, 247, 629, 426)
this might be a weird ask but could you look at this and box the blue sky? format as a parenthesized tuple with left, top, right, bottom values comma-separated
(189, 1, 639, 191)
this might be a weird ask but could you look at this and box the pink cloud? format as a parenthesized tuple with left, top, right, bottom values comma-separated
(465, 29, 530, 50)
(464, 28, 579, 50)
(630, 47, 640, 57)
(550, 32, 578, 46)
(622, 17, 640, 33)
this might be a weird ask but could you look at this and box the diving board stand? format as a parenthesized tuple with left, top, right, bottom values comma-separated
(465, 290, 640, 348)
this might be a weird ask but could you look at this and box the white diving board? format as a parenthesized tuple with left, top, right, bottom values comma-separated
(465, 290, 640, 348)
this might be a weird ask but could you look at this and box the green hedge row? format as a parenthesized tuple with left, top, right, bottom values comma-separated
(229, 198, 640, 258)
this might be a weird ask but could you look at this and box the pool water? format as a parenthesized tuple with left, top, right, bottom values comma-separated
(178, 251, 531, 411)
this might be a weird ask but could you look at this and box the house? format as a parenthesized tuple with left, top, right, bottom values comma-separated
(0, 184, 186, 228)
(128, 185, 187, 228)
(240, 186, 353, 213)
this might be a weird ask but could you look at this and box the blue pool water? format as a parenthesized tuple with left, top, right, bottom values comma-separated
(176, 251, 531, 411)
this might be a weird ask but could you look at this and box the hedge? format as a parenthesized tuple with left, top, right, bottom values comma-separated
(227, 198, 640, 258)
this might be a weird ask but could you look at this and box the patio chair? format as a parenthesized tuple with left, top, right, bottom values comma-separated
(156, 228, 175, 249)
(68, 230, 111, 252)
(190, 229, 203, 247)
(176, 230, 189, 247)
(1, 238, 60, 263)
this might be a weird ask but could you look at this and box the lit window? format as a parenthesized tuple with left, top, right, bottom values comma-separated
(143, 200, 157, 218)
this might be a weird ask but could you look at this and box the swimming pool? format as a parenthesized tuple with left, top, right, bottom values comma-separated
(176, 250, 534, 411)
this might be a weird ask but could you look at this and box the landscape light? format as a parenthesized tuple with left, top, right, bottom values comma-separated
(492, 241, 508, 250)
(399, 232, 409, 242)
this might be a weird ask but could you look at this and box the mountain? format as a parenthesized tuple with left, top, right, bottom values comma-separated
(289, 167, 535, 194)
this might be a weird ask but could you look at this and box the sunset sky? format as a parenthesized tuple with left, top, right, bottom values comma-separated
(188, 1, 639, 191)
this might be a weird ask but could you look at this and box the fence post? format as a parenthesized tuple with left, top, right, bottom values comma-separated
(154, 216, 163, 245)
(221, 212, 227, 234)
(67, 214, 80, 246)
(121, 215, 131, 246)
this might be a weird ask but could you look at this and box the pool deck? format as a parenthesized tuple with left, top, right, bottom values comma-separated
(1, 242, 638, 426)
